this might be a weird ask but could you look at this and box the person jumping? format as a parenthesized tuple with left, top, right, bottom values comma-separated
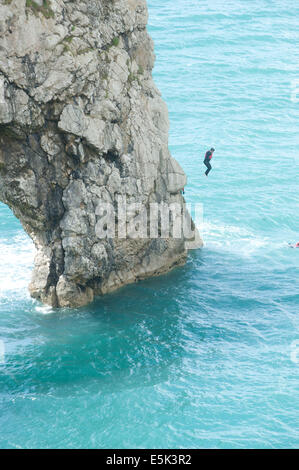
(204, 147, 215, 176)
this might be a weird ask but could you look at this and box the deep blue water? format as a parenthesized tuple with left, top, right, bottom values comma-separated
(0, 0, 298, 448)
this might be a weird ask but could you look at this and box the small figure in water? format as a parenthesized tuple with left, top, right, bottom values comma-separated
(204, 147, 215, 176)
(289, 242, 299, 248)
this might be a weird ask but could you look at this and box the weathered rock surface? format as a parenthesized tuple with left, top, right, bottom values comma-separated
(0, 0, 202, 308)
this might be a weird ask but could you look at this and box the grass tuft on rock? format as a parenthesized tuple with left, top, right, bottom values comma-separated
(111, 37, 120, 47)
(26, 0, 54, 19)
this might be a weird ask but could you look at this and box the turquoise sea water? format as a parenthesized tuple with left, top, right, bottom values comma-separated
(0, 0, 298, 449)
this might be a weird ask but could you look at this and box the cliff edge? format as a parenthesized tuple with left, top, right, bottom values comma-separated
(0, 0, 202, 308)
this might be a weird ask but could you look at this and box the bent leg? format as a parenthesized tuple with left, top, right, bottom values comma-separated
(204, 161, 212, 175)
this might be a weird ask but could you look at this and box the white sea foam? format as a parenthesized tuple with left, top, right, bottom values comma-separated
(0, 232, 35, 300)
(35, 305, 54, 315)
(200, 221, 269, 256)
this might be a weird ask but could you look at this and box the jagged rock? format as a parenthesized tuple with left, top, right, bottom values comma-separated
(0, 0, 203, 308)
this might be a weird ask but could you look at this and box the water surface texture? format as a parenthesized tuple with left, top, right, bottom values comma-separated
(0, 0, 298, 448)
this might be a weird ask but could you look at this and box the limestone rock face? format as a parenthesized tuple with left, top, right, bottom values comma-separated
(0, 0, 202, 308)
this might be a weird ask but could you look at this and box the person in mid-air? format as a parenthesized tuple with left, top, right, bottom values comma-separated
(204, 147, 215, 176)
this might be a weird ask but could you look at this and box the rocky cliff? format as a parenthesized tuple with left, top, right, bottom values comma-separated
(0, 0, 202, 308)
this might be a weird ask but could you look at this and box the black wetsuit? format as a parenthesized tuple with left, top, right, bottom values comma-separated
(204, 151, 213, 175)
